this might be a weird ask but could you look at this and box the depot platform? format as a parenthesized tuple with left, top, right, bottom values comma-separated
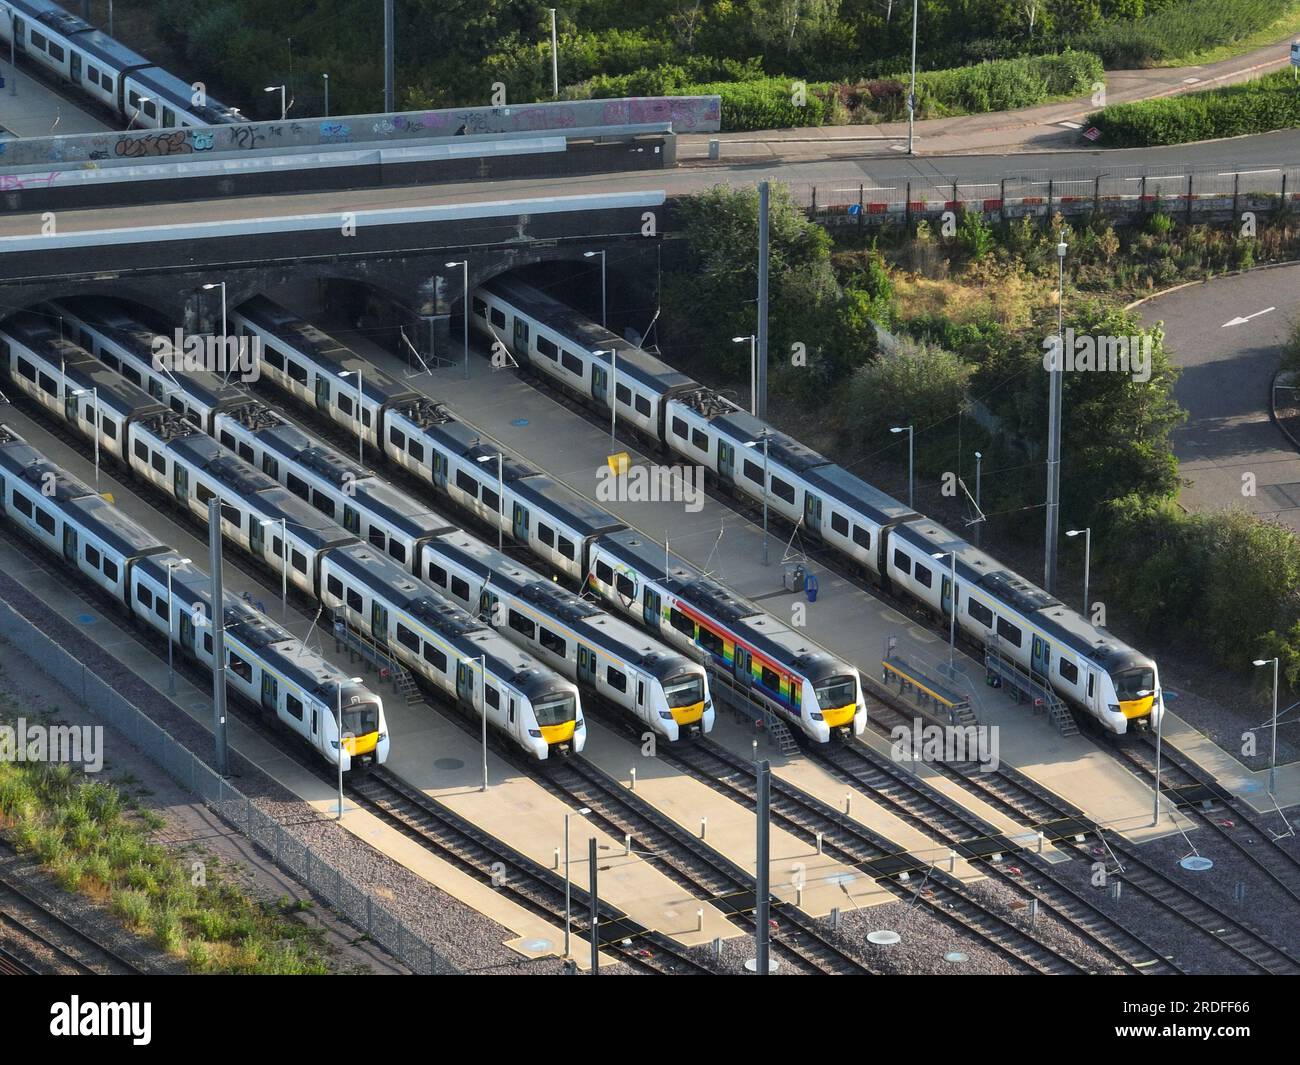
(0, 59, 111, 139)
(298, 298, 1204, 843)
(0, 404, 739, 964)
(1160, 709, 1300, 816)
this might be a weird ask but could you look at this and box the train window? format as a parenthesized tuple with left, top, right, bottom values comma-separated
(86, 545, 101, 568)
(102, 75, 113, 93)
(143, 100, 157, 119)
(338, 394, 353, 416)
(219, 430, 235, 449)
(287, 472, 309, 499)
(616, 572, 635, 599)
(509, 610, 536, 639)
(455, 470, 479, 497)
(537, 336, 558, 360)
(346, 588, 363, 612)
(127, 88, 139, 108)
(287, 362, 308, 384)
(155, 594, 168, 620)
(237, 443, 254, 463)
(561, 352, 583, 376)
(396, 624, 419, 652)
(38, 372, 56, 396)
(482, 487, 499, 513)
(313, 490, 336, 519)
(635, 395, 651, 417)
(292, 550, 306, 573)
(122, 366, 141, 385)
(361, 408, 372, 428)
(103, 559, 118, 581)
(852, 526, 870, 549)
(831, 512, 849, 536)
(1059, 659, 1079, 685)
(691, 429, 708, 451)
(558, 537, 575, 561)
(136, 584, 154, 609)
(31, 31, 47, 50)
(893, 549, 912, 576)
(134, 440, 148, 461)
(743, 460, 763, 485)
(914, 563, 932, 589)
(771, 478, 795, 504)
(48, 43, 64, 62)
(271, 536, 283, 558)
(606, 667, 627, 692)
(761, 666, 781, 692)
(996, 618, 1022, 647)
(595, 561, 613, 585)
(390, 425, 406, 449)
(35, 507, 54, 534)
(427, 562, 447, 586)
(164, 108, 176, 128)
(228, 652, 252, 681)
(390, 541, 407, 564)
(423, 643, 447, 671)
(537, 524, 554, 548)
(968, 599, 994, 627)
(490, 308, 506, 329)
(615, 383, 631, 405)
(472, 297, 487, 319)
(16, 357, 35, 381)
(485, 686, 500, 710)
(539, 628, 565, 656)
(447, 576, 467, 600)
(286, 694, 304, 721)
(102, 419, 117, 440)
(698, 627, 724, 657)
(263, 456, 279, 479)
(263, 347, 284, 370)
(327, 575, 343, 598)
(203, 634, 213, 654)
(151, 453, 166, 474)
(220, 503, 240, 527)
(669, 608, 695, 636)
(408, 439, 424, 462)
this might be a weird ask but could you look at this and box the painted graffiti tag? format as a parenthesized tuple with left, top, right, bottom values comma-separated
(0, 171, 62, 190)
(114, 131, 192, 158)
(320, 122, 350, 140)
(191, 131, 215, 151)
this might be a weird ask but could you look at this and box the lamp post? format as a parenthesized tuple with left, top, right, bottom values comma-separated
(1152, 687, 1163, 825)
(564, 806, 592, 959)
(549, 8, 559, 98)
(1066, 528, 1091, 617)
(1045, 235, 1068, 593)
(71, 387, 100, 490)
(164, 557, 191, 694)
(260, 517, 288, 620)
(322, 73, 329, 117)
(477, 452, 504, 550)
(335, 675, 363, 819)
(1254, 657, 1280, 799)
(744, 432, 771, 565)
(973, 450, 983, 547)
(733, 335, 758, 416)
(584, 250, 606, 327)
(932, 550, 957, 672)
(339, 369, 363, 464)
(891, 425, 914, 509)
(264, 84, 287, 120)
(445, 261, 470, 380)
(906, 0, 919, 155)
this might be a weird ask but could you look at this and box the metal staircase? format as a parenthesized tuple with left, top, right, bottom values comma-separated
(332, 616, 423, 706)
(983, 635, 1078, 737)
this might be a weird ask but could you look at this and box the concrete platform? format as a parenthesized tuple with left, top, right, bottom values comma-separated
(0, 58, 111, 139)
(0, 404, 730, 963)
(300, 304, 1196, 844)
(580, 719, 892, 914)
(1161, 709, 1300, 817)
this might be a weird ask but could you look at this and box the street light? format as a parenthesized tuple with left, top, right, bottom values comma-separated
(1254, 657, 1280, 799)
(473, 654, 488, 791)
(259, 517, 288, 620)
(891, 425, 914, 508)
(733, 335, 758, 416)
(445, 261, 470, 380)
(339, 369, 363, 464)
(336, 675, 363, 819)
(906, 0, 919, 155)
(931, 550, 957, 672)
(264, 84, 287, 120)
(743, 431, 771, 566)
(583, 250, 606, 328)
(973, 450, 983, 547)
(164, 558, 192, 694)
(322, 73, 329, 117)
(1066, 528, 1091, 617)
(477, 452, 504, 550)
(564, 806, 592, 959)
(70, 387, 99, 490)
(1045, 235, 1068, 594)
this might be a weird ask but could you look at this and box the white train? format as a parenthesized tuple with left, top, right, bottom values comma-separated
(0, 425, 387, 772)
(0, 0, 243, 128)
(0, 313, 584, 761)
(473, 275, 1163, 735)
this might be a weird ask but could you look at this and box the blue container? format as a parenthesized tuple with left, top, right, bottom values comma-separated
(804, 573, 819, 603)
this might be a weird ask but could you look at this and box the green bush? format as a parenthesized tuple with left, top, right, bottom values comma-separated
(1071, 0, 1290, 67)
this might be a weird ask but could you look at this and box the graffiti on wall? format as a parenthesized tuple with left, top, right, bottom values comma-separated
(114, 131, 193, 158)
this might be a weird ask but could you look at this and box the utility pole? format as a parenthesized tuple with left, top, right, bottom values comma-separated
(756, 181, 770, 419)
(208, 499, 229, 776)
(1044, 236, 1067, 593)
(383, 0, 395, 113)
(549, 9, 559, 99)
(907, 0, 919, 154)
(588, 837, 599, 975)
(755, 760, 771, 975)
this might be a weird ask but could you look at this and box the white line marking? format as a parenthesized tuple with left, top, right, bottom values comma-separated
(1217, 168, 1280, 176)
(1222, 307, 1276, 327)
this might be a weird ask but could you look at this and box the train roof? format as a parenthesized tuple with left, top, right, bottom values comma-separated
(0, 433, 96, 501)
(801, 464, 919, 527)
(712, 412, 831, 473)
(349, 477, 457, 539)
(513, 475, 625, 537)
(63, 493, 171, 559)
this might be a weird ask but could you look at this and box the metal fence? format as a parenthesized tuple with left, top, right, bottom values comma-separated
(791, 162, 1300, 229)
(0, 593, 456, 975)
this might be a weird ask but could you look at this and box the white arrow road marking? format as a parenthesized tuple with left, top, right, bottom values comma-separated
(1222, 307, 1276, 327)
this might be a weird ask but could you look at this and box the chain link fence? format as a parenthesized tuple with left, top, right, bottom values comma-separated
(0, 593, 456, 975)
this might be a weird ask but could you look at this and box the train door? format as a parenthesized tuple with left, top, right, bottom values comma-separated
(180, 610, 196, 654)
(512, 318, 529, 359)
(803, 492, 822, 533)
(249, 519, 265, 559)
(512, 502, 529, 543)
(717, 441, 735, 486)
(13, 18, 24, 53)
(343, 503, 360, 535)
(479, 589, 498, 624)
(314, 374, 331, 412)
(643, 586, 660, 629)
(734, 646, 752, 688)
(1085, 668, 1100, 714)
(432, 451, 448, 490)
(456, 660, 475, 706)
(62, 525, 77, 563)
(941, 572, 955, 623)
(577, 646, 596, 685)
(174, 464, 189, 505)
(64, 389, 79, 425)
(69, 51, 82, 85)
(591, 365, 608, 407)
(1031, 635, 1050, 680)
(370, 601, 389, 646)
(261, 673, 277, 715)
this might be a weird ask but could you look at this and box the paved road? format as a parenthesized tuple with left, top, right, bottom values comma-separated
(1138, 263, 1300, 532)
